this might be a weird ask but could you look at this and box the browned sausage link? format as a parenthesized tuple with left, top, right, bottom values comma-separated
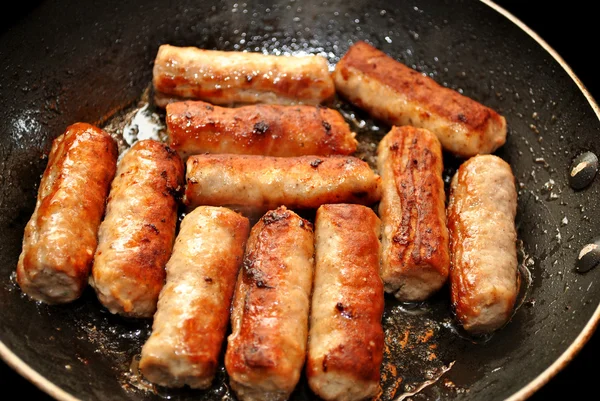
(140, 206, 249, 389)
(16, 123, 118, 304)
(307, 204, 384, 401)
(153, 44, 335, 107)
(90, 139, 184, 318)
(184, 154, 381, 214)
(333, 41, 507, 157)
(447, 155, 519, 334)
(378, 126, 450, 301)
(225, 206, 314, 401)
(166, 100, 357, 160)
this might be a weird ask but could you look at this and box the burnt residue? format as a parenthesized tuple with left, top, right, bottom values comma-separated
(393, 234, 408, 245)
(335, 302, 353, 319)
(310, 158, 323, 168)
(163, 144, 178, 158)
(144, 223, 160, 234)
(322, 120, 332, 133)
(253, 121, 269, 134)
(243, 258, 274, 289)
(164, 183, 181, 198)
(261, 208, 290, 225)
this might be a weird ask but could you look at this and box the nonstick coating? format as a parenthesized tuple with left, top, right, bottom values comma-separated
(1, 1, 599, 400)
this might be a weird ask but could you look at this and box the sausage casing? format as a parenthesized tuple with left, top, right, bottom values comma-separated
(225, 206, 314, 401)
(153, 45, 335, 107)
(184, 154, 381, 214)
(307, 204, 384, 401)
(166, 100, 357, 159)
(139, 206, 249, 389)
(447, 155, 519, 334)
(90, 139, 184, 318)
(16, 123, 117, 304)
(333, 41, 506, 157)
(377, 126, 450, 301)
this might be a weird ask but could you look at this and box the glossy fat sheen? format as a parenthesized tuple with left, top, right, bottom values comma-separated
(166, 100, 357, 159)
(307, 204, 384, 401)
(90, 140, 184, 318)
(447, 155, 519, 334)
(225, 207, 314, 401)
(184, 154, 381, 214)
(333, 41, 507, 158)
(16, 123, 117, 304)
(377, 126, 450, 301)
(153, 44, 335, 107)
(139, 207, 249, 389)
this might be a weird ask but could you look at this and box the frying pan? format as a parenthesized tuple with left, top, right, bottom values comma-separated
(1, 0, 598, 400)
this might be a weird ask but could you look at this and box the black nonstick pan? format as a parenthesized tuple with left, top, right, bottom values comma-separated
(1, 1, 598, 400)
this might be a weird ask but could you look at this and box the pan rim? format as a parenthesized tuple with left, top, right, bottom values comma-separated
(1, 1, 599, 400)
(0, 341, 80, 401)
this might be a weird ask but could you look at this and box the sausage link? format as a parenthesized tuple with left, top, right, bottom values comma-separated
(184, 154, 381, 214)
(166, 100, 357, 159)
(225, 206, 314, 401)
(307, 204, 384, 401)
(447, 155, 519, 334)
(90, 139, 184, 318)
(153, 45, 335, 107)
(139, 206, 249, 389)
(377, 126, 450, 301)
(333, 41, 506, 157)
(16, 123, 117, 304)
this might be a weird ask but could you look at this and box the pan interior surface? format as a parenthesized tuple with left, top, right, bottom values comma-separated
(1, 1, 599, 400)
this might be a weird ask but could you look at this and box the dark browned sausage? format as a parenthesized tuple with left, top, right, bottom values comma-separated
(166, 100, 357, 159)
(225, 206, 314, 401)
(378, 126, 450, 301)
(333, 41, 506, 157)
(140, 206, 249, 389)
(153, 45, 335, 107)
(307, 204, 384, 401)
(16, 123, 117, 304)
(447, 155, 519, 334)
(184, 154, 381, 215)
(90, 139, 184, 318)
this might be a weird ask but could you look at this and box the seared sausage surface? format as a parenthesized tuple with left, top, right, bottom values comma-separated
(378, 126, 450, 301)
(333, 41, 506, 157)
(447, 154, 519, 334)
(225, 206, 314, 401)
(16, 123, 118, 304)
(166, 100, 357, 159)
(90, 139, 184, 318)
(307, 204, 384, 401)
(153, 45, 335, 107)
(140, 206, 249, 389)
(184, 154, 381, 214)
